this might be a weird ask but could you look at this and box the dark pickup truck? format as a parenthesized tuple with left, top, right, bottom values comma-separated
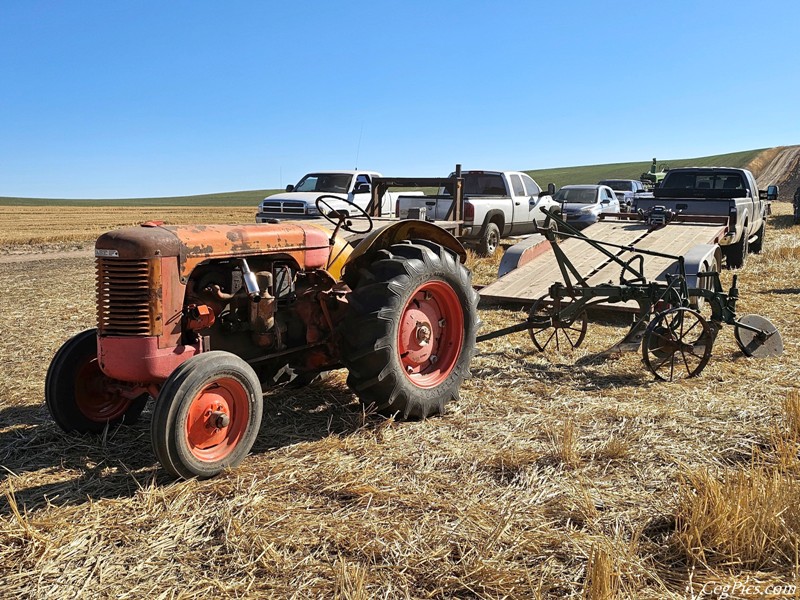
(634, 167, 778, 268)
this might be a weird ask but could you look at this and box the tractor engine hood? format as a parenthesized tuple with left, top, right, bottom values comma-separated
(95, 221, 342, 280)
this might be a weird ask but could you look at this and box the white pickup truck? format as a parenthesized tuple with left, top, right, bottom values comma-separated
(256, 170, 416, 222)
(634, 167, 778, 268)
(396, 170, 558, 255)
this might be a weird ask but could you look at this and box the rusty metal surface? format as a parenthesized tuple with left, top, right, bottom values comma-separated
(95, 225, 182, 259)
(164, 222, 332, 279)
(313, 226, 352, 280)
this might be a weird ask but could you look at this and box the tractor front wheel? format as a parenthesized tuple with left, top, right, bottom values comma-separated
(45, 329, 147, 433)
(151, 352, 263, 479)
(341, 240, 478, 419)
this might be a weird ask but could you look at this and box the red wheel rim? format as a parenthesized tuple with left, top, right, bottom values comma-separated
(75, 357, 131, 422)
(185, 377, 250, 462)
(397, 280, 464, 388)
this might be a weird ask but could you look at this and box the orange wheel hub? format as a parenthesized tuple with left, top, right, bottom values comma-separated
(75, 358, 132, 422)
(397, 281, 464, 388)
(185, 377, 249, 462)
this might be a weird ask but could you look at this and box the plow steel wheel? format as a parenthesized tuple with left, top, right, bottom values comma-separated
(528, 295, 588, 352)
(643, 307, 712, 381)
(734, 314, 784, 358)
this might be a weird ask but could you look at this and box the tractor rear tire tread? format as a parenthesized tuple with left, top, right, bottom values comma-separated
(340, 240, 478, 420)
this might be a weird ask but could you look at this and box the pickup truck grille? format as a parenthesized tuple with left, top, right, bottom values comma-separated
(262, 200, 307, 215)
(96, 258, 159, 336)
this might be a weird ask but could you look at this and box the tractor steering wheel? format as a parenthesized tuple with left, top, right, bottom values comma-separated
(315, 195, 373, 235)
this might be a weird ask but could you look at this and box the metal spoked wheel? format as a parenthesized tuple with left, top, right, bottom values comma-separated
(527, 294, 588, 352)
(643, 307, 713, 381)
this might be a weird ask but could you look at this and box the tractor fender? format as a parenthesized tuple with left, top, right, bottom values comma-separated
(682, 243, 722, 289)
(342, 221, 467, 283)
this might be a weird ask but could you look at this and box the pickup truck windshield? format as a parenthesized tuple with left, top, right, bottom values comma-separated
(662, 172, 745, 191)
(554, 188, 597, 204)
(294, 174, 353, 193)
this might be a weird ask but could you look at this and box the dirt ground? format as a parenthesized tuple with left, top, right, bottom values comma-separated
(755, 146, 800, 198)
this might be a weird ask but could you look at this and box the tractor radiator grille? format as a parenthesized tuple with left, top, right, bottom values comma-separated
(96, 258, 158, 336)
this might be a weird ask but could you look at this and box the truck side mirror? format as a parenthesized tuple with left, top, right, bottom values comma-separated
(285, 184, 294, 192)
(546, 183, 556, 196)
(766, 185, 779, 201)
(354, 183, 371, 193)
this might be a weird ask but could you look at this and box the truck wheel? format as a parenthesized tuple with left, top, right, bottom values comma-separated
(45, 329, 147, 434)
(723, 233, 748, 269)
(341, 240, 478, 419)
(749, 222, 766, 254)
(151, 352, 263, 479)
(477, 222, 500, 256)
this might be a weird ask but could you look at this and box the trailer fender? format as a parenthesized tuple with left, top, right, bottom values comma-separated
(682, 243, 722, 289)
(497, 233, 550, 277)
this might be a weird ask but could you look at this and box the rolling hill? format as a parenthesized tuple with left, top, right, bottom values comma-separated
(2, 147, 797, 207)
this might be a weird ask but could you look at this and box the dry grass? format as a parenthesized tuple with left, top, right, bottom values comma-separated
(672, 465, 800, 570)
(1, 204, 799, 598)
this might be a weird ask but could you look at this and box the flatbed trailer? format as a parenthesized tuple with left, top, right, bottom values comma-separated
(475, 208, 782, 381)
(479, 213, 728, 308)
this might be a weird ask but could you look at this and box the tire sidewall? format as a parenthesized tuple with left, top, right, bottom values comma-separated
(479, 222, 500, 256)
(153, 351, 263, 479)
(380, 254, 477, 413)
(45, 329, 144, 433)
(341, 241, 478, 419)
(46, 329, 99, 432)
(724, 234, 747, 269)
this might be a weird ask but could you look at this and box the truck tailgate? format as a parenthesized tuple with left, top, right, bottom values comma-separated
(397, 196, 453, 220)
(636, 197, 733, 217)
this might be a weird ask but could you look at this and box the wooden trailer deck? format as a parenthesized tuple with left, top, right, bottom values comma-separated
(479, 217, 727, 306)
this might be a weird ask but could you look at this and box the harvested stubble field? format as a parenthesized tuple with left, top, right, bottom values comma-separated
(1, 204, 799, 598)
(0, 206, 256, 253)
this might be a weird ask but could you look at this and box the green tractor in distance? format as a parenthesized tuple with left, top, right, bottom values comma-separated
(640, 158, 669, 190)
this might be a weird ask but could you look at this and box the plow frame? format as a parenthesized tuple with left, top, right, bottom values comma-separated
(477, 207, 782, 379)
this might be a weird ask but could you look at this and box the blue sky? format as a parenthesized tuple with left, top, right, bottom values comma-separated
(2, 1, 798, 198)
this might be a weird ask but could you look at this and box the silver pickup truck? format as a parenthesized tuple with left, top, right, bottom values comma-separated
(634, 167, 778, 268)
(396, 170, 558, 255)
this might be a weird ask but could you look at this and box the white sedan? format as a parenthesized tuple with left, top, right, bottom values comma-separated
(553, 184, 621, 230)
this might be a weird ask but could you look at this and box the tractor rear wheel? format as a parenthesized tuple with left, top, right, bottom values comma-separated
(340, 240, 478, 419)
(151, 351, 263, 479)
(45, 329, 147, 433)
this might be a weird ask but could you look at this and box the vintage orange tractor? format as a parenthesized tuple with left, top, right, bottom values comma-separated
(45, 205, 478, 478)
